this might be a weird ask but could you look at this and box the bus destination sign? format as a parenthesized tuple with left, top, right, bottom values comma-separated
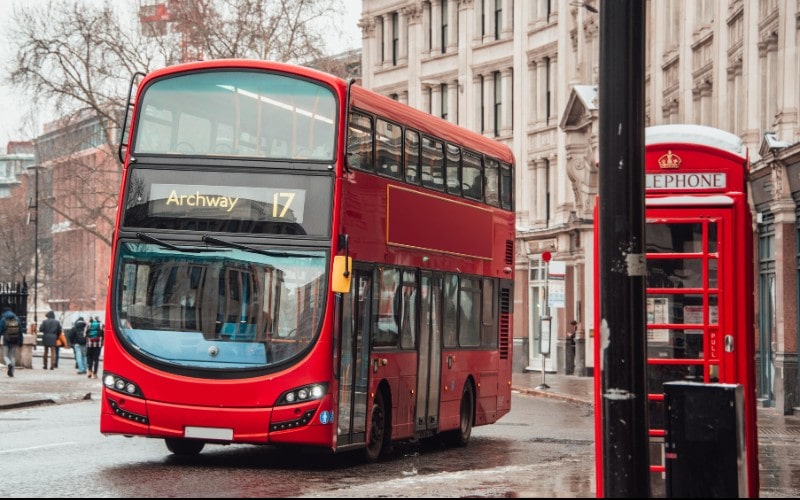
(148, 184, 306, 222)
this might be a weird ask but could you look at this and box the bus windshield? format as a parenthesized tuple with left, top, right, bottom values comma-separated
(132, 70, 337, 161)
(114, 242, 327, 370)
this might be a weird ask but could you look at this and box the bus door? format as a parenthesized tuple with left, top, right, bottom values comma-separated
(415, 272, 443, 433)
(644, 207, 737, 495)
(336, 268, 372, 446)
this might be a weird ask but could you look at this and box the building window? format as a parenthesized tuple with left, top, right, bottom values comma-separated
(392, 12, 399, 65)
(441, 0, 448, 53)
(380, 18, 385, 64)
(441, 83, 448, 120)
(493, 71, 501, 136)
(494, 0, 502, 40)
(545, 159, 551, 224)
(545, 57, 552, 125)
(758, 211, 776, 401)
(480, 75, 486, 133)
(481, 0, 487, 37)
(427, 2, 433, 51)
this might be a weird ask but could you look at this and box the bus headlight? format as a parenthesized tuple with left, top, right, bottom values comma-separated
(276, 383, 328, 406)
(103, 371, 145, 398)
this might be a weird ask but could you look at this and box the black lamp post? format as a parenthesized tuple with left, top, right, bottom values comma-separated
(598, 0, 649, 497)
(28, 163, 39, 324)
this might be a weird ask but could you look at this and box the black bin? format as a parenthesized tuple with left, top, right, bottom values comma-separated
(663, 382, 747, 498)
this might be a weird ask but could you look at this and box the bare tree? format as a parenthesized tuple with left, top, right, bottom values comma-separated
(4, 0, 349, 240)
(7, 0, 348, 131)
(0, 183, 35, 282)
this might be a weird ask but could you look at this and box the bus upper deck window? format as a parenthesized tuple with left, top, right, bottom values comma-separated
(462, 151, 483, 201)
(376, 119, 402, 179)
(405, 129, 421, 184)
(500, 162, 512, 210)
(133, 71, 337, 161)
(421, 136, 444, 191)
(445, 143, 461, 196)
(485, 158, 500, 207)
(348, 112, 374, 171)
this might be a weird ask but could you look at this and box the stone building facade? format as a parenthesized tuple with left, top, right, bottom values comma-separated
(359, 0, 799, 414)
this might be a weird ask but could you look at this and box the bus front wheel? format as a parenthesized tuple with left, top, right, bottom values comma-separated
(165, 438, 205, 456)
(364, 389, 389, 462)
(443, 382, 474, 447)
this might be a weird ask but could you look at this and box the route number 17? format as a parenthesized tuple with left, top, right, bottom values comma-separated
(272, 192, 296, 218)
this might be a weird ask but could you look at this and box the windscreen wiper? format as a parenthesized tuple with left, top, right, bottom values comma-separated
(201, 235, 316, 259)
(136, 232, 219, 253)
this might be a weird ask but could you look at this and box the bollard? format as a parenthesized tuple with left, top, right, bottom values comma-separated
(14, 333, 36, 369)
(574, 336, 586, 376)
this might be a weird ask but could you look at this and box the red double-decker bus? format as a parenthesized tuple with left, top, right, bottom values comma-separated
(100, 59, 516, 460)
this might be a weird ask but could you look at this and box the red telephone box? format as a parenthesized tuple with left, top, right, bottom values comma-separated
(593, 124, 758, 497)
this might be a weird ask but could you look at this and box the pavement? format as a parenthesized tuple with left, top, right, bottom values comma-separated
(0, 347, 104, 409)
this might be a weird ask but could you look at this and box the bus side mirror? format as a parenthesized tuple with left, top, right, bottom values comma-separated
(332, 256, 352, 293)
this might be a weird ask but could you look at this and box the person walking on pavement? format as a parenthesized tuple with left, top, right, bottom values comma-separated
(39, 310, 62, 370)
(68, 316, 88, 375)
(0, 306, 23, 377)
(85, 316, 103, 379)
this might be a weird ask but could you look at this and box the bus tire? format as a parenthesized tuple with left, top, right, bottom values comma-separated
(364, 389, 390, 462)
(443, 382, 474, 447)
(165, 438, 205, 456)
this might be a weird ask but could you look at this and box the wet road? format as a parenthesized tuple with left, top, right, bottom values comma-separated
(1, 391, 596, 497)
(0, 385, 798, 497)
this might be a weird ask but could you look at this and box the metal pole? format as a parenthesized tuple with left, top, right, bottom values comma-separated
(598, 0, 650, 497)
(537, 260, 551, 390)
(34, 164, 39, 324)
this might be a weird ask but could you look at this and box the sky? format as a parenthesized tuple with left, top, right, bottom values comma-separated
(0, 0, 362, 151)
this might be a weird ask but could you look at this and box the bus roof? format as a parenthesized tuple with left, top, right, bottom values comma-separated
(140, 58, 347, 89)
(646, 124, 747, 159)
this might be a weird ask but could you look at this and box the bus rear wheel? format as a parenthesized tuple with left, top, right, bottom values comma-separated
(443, 382, 474, 447)
(165, 438, 205, 456)
(364, 390, 389, 462)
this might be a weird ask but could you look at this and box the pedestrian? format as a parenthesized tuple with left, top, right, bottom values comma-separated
(68, 316, 88, 375)
(0, 305, 23, 377)
(39, 310, 62, 370)
(566, 320, 578, 346)
(85, 315, 104, 379)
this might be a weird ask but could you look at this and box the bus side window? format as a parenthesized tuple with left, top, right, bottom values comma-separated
(462, 150, 483, 201)
(405, 129, 420, 184)
(373, 267, 400, 348)
(400, 270, 418, 349)
(459, 277, 480, 347)
(485, 158, 500, 207)
(445, 143, 461, 196)
(481, 278, 497, 348)
(421, 136, 444, 191)
(500, 162, 513, 210)
(376, 118, 403, 179)
(443, 274, 458, 348)
(348, 111, 374, 171)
